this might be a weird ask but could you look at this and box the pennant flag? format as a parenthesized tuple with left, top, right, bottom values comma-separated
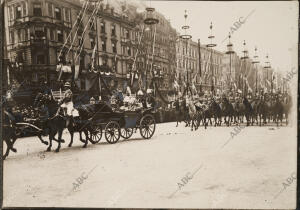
(91, 44, 97, 69)
(74, 65, 81, 80)
(233, 83, 237, 90)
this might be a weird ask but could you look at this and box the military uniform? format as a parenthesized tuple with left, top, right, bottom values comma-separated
(60, 88, 73, 116)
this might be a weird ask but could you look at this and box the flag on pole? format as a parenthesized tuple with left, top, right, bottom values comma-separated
(91, 44, 97, 69)
(233, 83, 237, 90)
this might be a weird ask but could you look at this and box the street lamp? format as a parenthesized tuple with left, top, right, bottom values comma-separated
(240, 40, 249, 96)
(179, 10, 192, 96)
(264, 54, 271, 93)
(206, 22, 217, 95)
(143, 6, 159, 90)
(225, 33, 234, 92)
(252, 46, 260, 94)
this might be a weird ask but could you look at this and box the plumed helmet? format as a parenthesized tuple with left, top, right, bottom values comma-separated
(146, 89, 153, 94)
(137, 90, 144, 96)
(64, 82, 71, 87)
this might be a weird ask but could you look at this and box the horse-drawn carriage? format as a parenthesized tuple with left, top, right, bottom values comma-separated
(79, 101, 156, 144)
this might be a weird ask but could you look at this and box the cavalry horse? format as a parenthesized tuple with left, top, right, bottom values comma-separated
(283, 95, 292, 125)
(186, 98, 199, 131)
(272, 96, 284, 126)
(242, 97, 254, 126)
(220, 97, 234, 126)
(257, 96, 268, 126)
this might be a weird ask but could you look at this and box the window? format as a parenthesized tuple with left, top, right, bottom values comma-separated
(37, 54, 45, 64)
(16, 5, 21, 19)
(78, 36, 83, 46)
(50, 29, 54, 40)
(100, 22, 105, 33)
(90, 37, 95, 49)
(57, 29, 63, 42)
(33, 3, 42, 16)
(127, 46, 131, 56)
(112, 42, 117, 53)
(17, 29, 22, 42)
(35, 26, 44, 38)
(9, 6, 13, 20)
(65, 8, 70, 22)
(111, 25, 116, 36)
(23, 2, 27, 16)
(48, 3, 52, 17)
(125, 29, 129, 39)
(55, 7, 61, 20)
(24, 29, 28, 41)
(101, 40, 106, 52)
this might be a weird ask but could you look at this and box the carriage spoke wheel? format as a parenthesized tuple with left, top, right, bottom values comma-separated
(139, 114, 156, 139)
(120, 128, 134, 139)
(89, 124, 102, 144)
(105, 121, 121, 144)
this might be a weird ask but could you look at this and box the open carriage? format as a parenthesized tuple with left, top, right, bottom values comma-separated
(79, 101, 156, 144)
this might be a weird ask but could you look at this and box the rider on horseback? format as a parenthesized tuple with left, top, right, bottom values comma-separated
(56, 82, 73, 127)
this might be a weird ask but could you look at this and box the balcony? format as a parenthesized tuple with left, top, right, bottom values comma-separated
(30, 38, 49, 46)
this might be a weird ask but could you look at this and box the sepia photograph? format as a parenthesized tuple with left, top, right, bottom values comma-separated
(0, 0, 298, 209)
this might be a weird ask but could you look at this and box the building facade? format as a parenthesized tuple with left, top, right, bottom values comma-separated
(176, 38, 224, 93)
(5, 0, 139, 91)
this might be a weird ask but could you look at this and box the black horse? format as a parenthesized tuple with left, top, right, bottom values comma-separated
(3, 109, 18, 160)
(242, 97, 254, 126)
(220, 97, 234, 126)
(273, 96, 284, 126)
(34, 93, 90, 152)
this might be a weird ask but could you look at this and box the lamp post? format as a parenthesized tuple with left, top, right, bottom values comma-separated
(240, 40, 249, 96)
(144, 6, 159, 90)
(252, 46, 259, 94)
(264, 54, 271, 93)
(179, 10, 192, 96)
(206, 22, 217, 96)
(225, 33, 234, 92)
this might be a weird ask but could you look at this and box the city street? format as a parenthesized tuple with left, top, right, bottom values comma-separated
(3, 122, 297, 209)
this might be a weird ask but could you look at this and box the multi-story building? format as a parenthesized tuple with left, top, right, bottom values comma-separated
(132, 10, 177, 94)
(5, 0, 138, 91)
(176, 38, 223, 93)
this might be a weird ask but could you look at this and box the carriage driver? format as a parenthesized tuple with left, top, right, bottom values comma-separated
(56, 82, 74, 127)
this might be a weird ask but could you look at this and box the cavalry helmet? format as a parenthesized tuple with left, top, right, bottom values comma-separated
(146, 89, 153, 94)
(64, 82, 71, 87)
(137, 90, 144, 96)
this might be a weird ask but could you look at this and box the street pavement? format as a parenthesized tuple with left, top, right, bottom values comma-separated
(3, 121, 297, 209)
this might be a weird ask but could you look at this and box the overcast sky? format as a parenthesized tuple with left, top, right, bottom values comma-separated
(140, 1, 298, 73)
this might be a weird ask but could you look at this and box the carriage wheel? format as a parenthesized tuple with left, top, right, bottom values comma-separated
(120, 128, 134, 139)
(139, 114, 156, 139)
(89, 124, 102, 144)
(105, 121, 121, 144)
